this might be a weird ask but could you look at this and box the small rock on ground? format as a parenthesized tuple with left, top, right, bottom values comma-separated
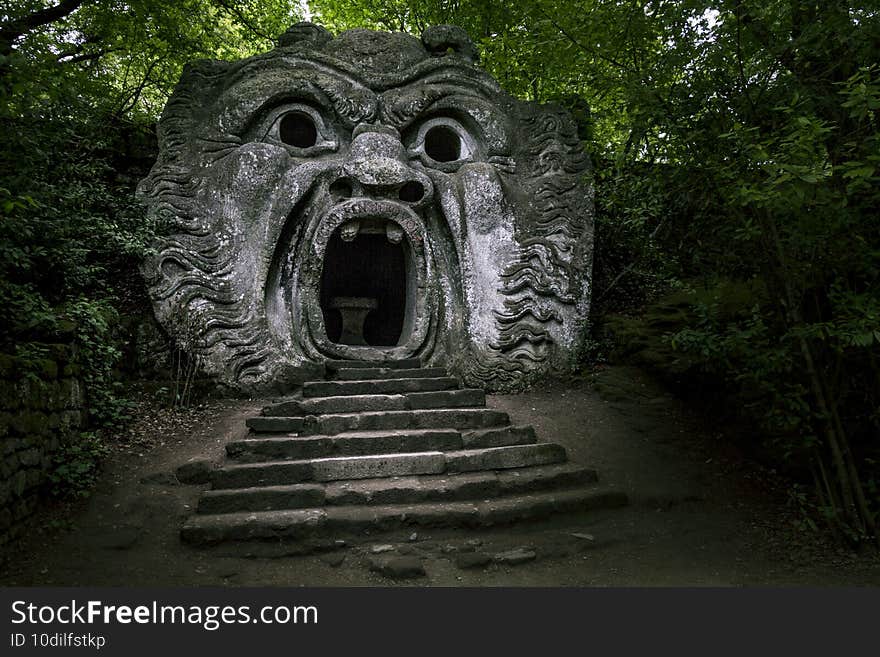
(455, 552, 492, 570)
(494, 547, 537, 565)
(368, 556, 426, 579)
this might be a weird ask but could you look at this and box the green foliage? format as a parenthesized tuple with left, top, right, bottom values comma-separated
(67, 298, 134, 428)
(47, 431, 109, 498)
(2, 0, 297, 118)
(1, 0, 305, 500)
(0, 109, 154, 432)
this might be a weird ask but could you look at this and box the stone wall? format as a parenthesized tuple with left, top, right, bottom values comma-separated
(0, 343, 84, 551)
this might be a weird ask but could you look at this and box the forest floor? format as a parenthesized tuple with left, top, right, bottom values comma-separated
(2, 365, 879, 587)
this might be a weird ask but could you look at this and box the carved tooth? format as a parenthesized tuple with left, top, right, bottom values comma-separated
(386, 221, 404, 244)
(340, 220, 360, 242)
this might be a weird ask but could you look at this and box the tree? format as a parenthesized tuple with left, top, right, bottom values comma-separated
(0, 0, 302, 427)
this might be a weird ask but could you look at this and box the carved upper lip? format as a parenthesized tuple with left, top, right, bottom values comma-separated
(324, 198, 423, 244)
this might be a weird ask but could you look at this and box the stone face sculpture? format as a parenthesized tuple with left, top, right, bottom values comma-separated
(138, 23, 594, 392)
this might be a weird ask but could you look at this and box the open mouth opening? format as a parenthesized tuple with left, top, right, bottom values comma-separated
(319, 219, 413, 347)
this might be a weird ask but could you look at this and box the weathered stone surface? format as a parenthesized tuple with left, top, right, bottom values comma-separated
(303, 377, 458, 398)
(445, 443, 567, 473)
(0, 343, 85, 549)
(476, 488, 629, 524)
(230, 428, 461, 463)
(211, 461, 314, 489)
(324, 472, 496, 506)
(495, 463, 598, 492)
(325, 358, 421, 371)
(461, 425, 537, 449)
(405, 388, 485, 409)
(181, 508, 327, 544)
(198, 483, 326, 514)
(493, 547, 536, 565)
(331, 429, 462, 455)
(313, 408, 509, 435)
(139, 23, 594, 394)
(310, 452, 446, 482)
(263, 394, 409, 416)
(334, 367, 447, 381)
(246, 416, 304, 433)
(181, 488, 628, 546)
(226, 435, 334, 461)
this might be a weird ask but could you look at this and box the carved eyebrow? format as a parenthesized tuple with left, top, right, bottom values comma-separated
(381, 84, 510, 155)
(381, 84, 499, 128)
(218, 66, 378, 134)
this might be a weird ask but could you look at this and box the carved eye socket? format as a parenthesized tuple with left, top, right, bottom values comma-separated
(411, 117, 475, 167)
(256, 102, 336, 155)
(424, 125, 461, 162)
(279, 112, 318, 148)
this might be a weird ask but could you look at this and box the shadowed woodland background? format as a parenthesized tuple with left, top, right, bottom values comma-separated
(1, 1, 878, 550)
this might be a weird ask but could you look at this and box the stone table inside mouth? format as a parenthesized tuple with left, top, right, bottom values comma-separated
(330, 296, 379, 345)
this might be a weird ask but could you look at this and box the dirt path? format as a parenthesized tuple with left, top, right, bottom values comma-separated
(2, 366, 878, 586)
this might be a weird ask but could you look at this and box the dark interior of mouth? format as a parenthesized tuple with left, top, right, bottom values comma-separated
(319, 225, 407, 347)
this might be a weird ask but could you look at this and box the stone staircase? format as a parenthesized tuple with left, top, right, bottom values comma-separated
(181, 359, 628, 548)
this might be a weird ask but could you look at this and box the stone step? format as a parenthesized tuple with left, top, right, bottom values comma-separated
(327, 462, 597, 506)
(325, 358, 421, 371)
(461, 425, 537, 449)
(263, 394, 409, 416)
(213, 441, 564, 489)
(261, 389, 485, 417)
(199, 483, 327, 514)
(246, 416, 304, 433)
(303, 377, 459, 398)
(197, 463, 599, 514)
(212, 461, 313, 489)
(445, 443, 567, 473)
(181, 486, 629, 545)
(212, 451, 448, 489)
(406, 389, 485, 409)
(334, 367, 447, 380)
(226, 429, 463, 462)
(309, 408, 509, 435)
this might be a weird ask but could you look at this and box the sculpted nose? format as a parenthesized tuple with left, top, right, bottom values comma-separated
(342, 124, 433, 206)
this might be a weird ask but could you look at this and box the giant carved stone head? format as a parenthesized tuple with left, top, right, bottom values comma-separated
(138, 23, 594, 392)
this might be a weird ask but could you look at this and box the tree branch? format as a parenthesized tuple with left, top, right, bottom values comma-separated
(54, 34, 104, 61)
(533, 3, 630, 72)
(115, 59, 161, 117)
(59, 48, 115, 65)
(214, 0, 275, 43)
(0, 0, 87, 53)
